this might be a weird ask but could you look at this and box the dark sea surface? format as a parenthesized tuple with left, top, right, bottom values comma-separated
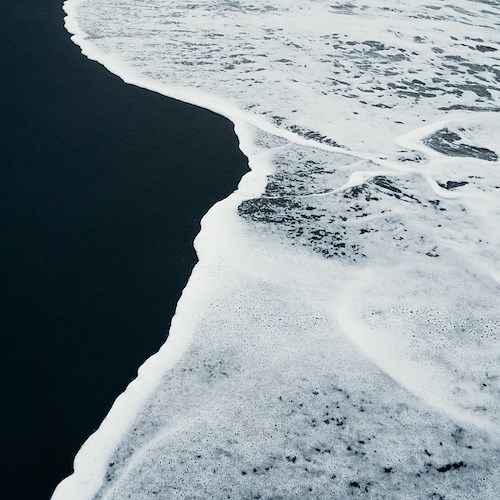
(0, 2, 248, 498)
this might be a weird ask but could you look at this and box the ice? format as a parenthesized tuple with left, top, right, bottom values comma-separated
(54, 1, 500, 498)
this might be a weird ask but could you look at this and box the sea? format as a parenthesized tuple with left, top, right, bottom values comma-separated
(12, 0, 500, 498)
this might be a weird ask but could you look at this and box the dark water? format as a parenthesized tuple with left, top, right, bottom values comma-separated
(0, 2, 248, 498)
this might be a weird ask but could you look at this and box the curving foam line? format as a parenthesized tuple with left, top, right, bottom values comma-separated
(54, 1, 500, 498)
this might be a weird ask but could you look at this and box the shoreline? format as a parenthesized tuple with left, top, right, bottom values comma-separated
(47, 1, 500, 498)
(1, 2, 248, 498)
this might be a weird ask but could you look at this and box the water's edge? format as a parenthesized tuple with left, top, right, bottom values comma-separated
(54, 1, 500, 498)
(52, 2, 258, 498)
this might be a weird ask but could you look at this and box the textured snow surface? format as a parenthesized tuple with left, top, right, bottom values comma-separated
(54, 1, 499, 499)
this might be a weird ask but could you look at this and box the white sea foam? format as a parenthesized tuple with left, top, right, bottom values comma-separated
(54, 1, 500, 498)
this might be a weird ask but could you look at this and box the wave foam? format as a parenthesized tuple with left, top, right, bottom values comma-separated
(54, 1, 500, 498)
